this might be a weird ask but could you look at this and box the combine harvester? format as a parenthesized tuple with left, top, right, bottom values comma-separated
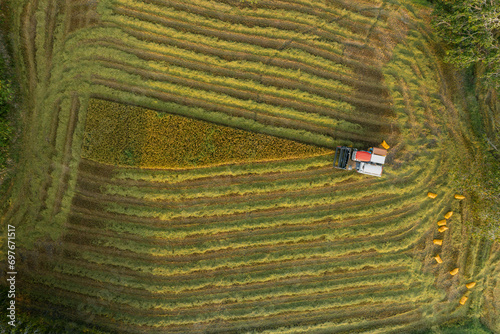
(333, 146, 388, 177)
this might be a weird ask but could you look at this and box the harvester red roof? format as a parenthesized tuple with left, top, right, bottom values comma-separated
(355, 151, 372, 162)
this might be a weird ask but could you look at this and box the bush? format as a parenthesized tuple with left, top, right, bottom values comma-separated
(0, 77, 13, 169)
(432, 0, 500, 88)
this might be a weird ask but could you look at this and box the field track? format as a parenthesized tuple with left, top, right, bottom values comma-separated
(2, 0, 498, 332)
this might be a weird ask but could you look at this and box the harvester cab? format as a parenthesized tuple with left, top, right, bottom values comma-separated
(334, 146, 387, 177)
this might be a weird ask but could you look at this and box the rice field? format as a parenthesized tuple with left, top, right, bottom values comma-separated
(1, 0, 498, 333)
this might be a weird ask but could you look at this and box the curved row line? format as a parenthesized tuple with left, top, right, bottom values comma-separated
(33, 267, 429, 322)
(69, 217, 427, 279)
(88, 75, 358, 148)
(64, 200, 422, 258)
(109, 1, 383, 80)
(23, 282, 421, 333)
(44, 263, 417, 313)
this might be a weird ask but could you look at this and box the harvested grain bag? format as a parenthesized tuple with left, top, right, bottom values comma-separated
(437, 219, 447, 226)
(466, 282, 476, 289)
(438, 226, 449, 232)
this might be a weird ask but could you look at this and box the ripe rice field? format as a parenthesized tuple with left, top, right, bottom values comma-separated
(1, 0, 499, 333)
(81, 98, 332, 167)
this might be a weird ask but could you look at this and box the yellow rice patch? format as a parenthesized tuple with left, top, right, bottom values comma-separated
(82, 99, 332, 167)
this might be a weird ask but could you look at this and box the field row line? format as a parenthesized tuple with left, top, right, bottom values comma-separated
(110, 155, 337, 183)
(46, 263, 419, 313)
(88, 75, 352, 148)
(113, 0, 351, 52)
(101, 181, 420, 222)
(106, 2, 384, 80)
(53, 256, 411, 299)
(101, 172, 363, 201)
(72, 218, 428, 278)
(64, 201, 423, 258)
(80, 165, 385, 210)
(68, 199, 417, 248)
(84, 57, 388, 137)
(87, 54, 373, 133)
(93, 165, 345, 200)
(55, 247, 414, 291)
(86, 38, 393, 110)
(23, 281, 421, 334)
(137, 0, 383, 45)
(69, 189, 421, 240)
(34, 269, 430, 325)
(97, 167, 423, 221)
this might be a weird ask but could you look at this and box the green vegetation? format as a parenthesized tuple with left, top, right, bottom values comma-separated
(432, 0, 500, 88)
(417, 317, 492, 334)
(432, 0, 500, 241)
(1, 0, 499, 332)
(0, 286, 111, 334)
(0, 43, 13, 169)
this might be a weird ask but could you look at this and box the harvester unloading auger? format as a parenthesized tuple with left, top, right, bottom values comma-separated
(333, 146, 388, 177)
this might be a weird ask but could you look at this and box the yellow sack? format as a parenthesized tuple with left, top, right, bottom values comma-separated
(427, 192, 437, 199)
(381, 140, 390, 150)
(433, 239, 443, 245)
(438, 226, 449, 232)
(466, 282, 476, 289)
(459, 296, 468, 305)
(437, 219, 447, 226)
(434, 255, 443, 263)
(450, 268, 459, 275)
(454, 194, 465, 200)
(444, 211, 453, 219)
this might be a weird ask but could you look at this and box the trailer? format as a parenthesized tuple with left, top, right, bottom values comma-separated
(333, 146, 387, 177)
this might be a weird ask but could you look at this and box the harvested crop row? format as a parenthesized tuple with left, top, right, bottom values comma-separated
(69, 190, 423, 239)
(33, 268, 429, 323)
(67, 200, 418, 247)
(71, 222, 426, 279)
(62, 216, 420, 267)
(80, 172, 355, 204)
(214, 0, 386, 40)
(46, 268, 417, 317)
(107, 1, 382, 80)
(80, 166, 391, 210)
(88, 38, 393, 109)
(54, 247, 414, 290)
(87, 75, 352, 148)
(87, 21, 389, 103)
(86, 51, 364, 130)
(22, 280, 423, 334)
(63, 203, 423, 259)
(40, 258, 422, 310)
(97, 167, 424, 219)
(78, 52, 389, 135)
(77, 156, 339, 189)
(111, 154, 337, 183)
(114, 0, 347, 53)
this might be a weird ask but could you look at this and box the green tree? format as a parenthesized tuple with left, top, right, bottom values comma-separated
(432, 0, 500, 87)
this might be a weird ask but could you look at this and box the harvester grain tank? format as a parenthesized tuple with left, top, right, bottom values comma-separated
(333, 146, 388, 177)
